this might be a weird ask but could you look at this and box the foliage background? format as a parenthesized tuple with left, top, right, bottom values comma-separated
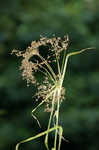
(0, 0, 99, 150)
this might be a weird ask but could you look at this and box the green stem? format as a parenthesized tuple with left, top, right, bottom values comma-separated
(16, 126, 63, 150)
(32, 85, 56, 114)
(54, 89, 60, 149)
(61, 48, 67, 74)
(45, 90, 57, 150)
(38, 55, 57, 81)
(61, 48, 93, 84)
(55, 50, 61, 75)
(40, 65, 55, 83)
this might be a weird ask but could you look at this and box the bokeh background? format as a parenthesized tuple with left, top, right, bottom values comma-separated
(0, 0, 99, 150)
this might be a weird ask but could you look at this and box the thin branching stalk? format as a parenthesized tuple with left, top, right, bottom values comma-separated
(12, 35, 94, 150)
(39, 54, 57, 81)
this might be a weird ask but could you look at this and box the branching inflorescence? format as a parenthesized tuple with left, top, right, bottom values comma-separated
(12, 35, 93, 150)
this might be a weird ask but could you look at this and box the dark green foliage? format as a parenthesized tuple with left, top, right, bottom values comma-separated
(0, 0, 99, 150)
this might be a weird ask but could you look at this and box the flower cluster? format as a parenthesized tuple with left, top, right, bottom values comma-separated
(12, 36, 69, 107)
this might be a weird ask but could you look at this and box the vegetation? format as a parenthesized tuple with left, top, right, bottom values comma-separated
(0, 0, 99, 150)
(12, 36, 93, 150)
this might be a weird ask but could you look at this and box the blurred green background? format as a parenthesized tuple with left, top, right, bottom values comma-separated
(0, 0, 99, 150)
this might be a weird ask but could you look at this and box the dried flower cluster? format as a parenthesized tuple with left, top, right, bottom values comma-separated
(12, 35, 69, 112)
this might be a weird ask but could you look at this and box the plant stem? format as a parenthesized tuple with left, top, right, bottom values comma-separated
(45, 90, 57, 150)
(54, 89, 60, 149)
(38, 54, 57, 81)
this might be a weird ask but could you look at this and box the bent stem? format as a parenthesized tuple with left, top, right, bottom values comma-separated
(61, 47, 94, 83)
(16, 126, 63, 150)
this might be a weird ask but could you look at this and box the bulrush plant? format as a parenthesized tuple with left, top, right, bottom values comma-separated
(12, 35, 93, 150)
